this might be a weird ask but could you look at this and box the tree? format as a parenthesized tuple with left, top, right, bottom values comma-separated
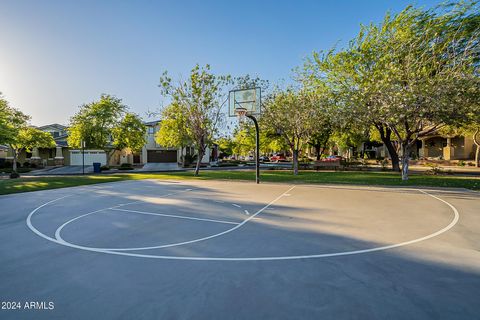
(215, 136, 235, 158)
(111, 113, 147, 154)
(8, 127, 56, 174)
(302, 26, 402, 171)
(159, 64, 230, 175)
(68, 94, 145, 163)
(1, 95, 29, 149)
(68, 94, 127, 149)
(231, 124, 288, 158)
(373, 5, 480, 180)
(232, 125, 255, 156)
(330, 129, 367, 159)
(155, 103, 192, 166)
(262, 89, 321, 175)
(233, 74, 269, 92)
(303, 2, 480, 179)
(0, 95, 34, 176)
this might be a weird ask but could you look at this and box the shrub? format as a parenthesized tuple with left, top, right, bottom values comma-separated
(376, 159, 389, 171)
(457, 160, 465, 167)
(425, 165, 444, 175)
(30, 163, 37, 168)
(299, 157, 311, 164)
(23, 162, 31, 168)
(100, 165, 110, 171)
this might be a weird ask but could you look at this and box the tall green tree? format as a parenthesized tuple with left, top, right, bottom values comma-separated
(111, 113, 147, 154)
(262, 89, 322, 175)
(373, 4, 479, 180)
(159, 64, 230, 175)
(303, 2, 479, 180)
(68, 94, 146, 163)
(0, 95, 45, 176)
(302, 25, 402, 171)
(155, 103, 192, 166)
(68, 94, 127, 150)
(9, 127, 56, 174)
(0, 94, 29, 150)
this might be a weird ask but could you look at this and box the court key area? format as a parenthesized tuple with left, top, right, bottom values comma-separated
(1, 179, 479, 319)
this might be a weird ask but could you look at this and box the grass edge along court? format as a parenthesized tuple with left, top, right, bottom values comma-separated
(0, 170, 479, 195)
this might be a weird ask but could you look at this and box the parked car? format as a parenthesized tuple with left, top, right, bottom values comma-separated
(270, 154, 287, 162)
(259, 156, 270, 162)
(322, 155, 343, 162)
(246, 155, 254, 161)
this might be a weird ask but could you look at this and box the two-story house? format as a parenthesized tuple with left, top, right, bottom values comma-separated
(141, 120, 212, 165)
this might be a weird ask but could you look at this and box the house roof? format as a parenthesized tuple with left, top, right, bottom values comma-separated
(144, 120, 161, 126)
(37, 123, 67, 130)
(55, 140, 69, 147)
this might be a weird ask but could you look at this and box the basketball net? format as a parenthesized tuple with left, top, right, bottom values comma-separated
(235, 107, 248, 123)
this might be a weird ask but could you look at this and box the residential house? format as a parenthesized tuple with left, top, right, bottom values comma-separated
(142, 120, 212, 165)
(375, 134, 476, 161)
(4, 124, 70, 166)
(3, 121, 214, 167)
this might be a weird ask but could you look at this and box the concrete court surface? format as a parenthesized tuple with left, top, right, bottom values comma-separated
(0, 179, 479, 319)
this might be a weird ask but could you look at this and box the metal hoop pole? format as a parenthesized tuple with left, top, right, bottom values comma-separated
(246, 114, 260, 184)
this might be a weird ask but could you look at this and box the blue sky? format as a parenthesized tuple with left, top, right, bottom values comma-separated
(0, 0, 440, 126)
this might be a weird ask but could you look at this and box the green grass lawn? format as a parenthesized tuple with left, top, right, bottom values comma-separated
(0, 170, 478, 195)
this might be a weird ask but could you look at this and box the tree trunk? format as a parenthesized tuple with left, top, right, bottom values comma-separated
(12, 149, 18, 173)
(292, 149, 299, 175)
(401, 143, 410, 181)
(314, 145, 321, 160)
(473, 128, 480, 168)
(180, 146, 186, 167)
(194, 147, 204, 176)
(107, 149, 116, 166)
(385, 140, 400, 172)
(375, 125, 400, 172)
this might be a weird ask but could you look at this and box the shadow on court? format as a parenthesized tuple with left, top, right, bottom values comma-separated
(0, 179, 479, 319)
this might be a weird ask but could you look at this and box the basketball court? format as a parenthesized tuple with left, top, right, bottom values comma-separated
(1, 178, 479, 319)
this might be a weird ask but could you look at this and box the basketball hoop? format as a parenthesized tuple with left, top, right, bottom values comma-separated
(235, 107, 248, 123)
(228, 87, 262, 184)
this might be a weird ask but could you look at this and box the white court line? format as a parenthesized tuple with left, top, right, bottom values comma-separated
(26, 186, 461, 261)
(232, 204, 241, 208)
(244, 210, 250, 215)
(110, 207, 240, 225)
(30, 185, 295, 252)
(55, 186, 296, 251)
(53, 188, 192, 243)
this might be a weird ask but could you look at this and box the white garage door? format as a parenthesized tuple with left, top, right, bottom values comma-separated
(70, 150, 107, 166)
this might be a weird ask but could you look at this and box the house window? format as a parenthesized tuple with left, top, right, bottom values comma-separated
(52, 132, 59, 138)
(148, 127, 155, 134)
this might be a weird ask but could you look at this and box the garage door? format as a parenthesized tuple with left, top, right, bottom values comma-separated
(70, 150, 107, 166)
(147, 150, 177, 163)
